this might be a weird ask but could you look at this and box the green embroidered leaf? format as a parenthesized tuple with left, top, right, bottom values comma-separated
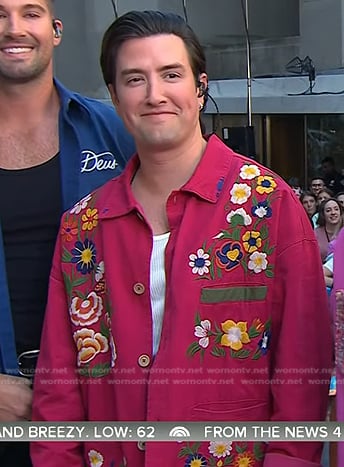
(105, 300, 113, 317)
(208, 458, 217, 467)
(241, 260, 248, 272)
(224, 456, 234, 465)
(72, 277, 88, 288)
(211, 346, 226, 357)
(187, 342, 201, 357)
(190, 442, 201, 453)
(91, 363, 110, 378)
(178, 446, 194, 458)
(235, 443, 247, 454)
(209, 260, 216, 280)
(62, 246, 73, 263)
(231, 348, 251, 359)
(252, 195, 258, 206)
(252, 349, 262, 360)
(100, 321, 110, 339)
(248, 328, 261, 339)
(214, 332, 222, 344)
(75, 290, 86, 299)
(254, 442, 265, 460)
(230, 214, 245, 227)
(264, 318, 272, 331)
(260, 224, 268, 240)
(77, 367, 90, 377)
(232, 229, 241, 241)
(265, 268, 274, 278)
(63, 272, 72, 296)
(216, 267, 223, 279)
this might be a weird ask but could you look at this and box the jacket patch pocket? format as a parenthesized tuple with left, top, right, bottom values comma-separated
(201, 285, 267, 303)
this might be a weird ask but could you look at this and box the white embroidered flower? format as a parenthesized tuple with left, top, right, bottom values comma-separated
(248, 251, 268, 273)
(230, 183, 251, 205)
(226, 207, 252, 226)
(69, 292, 103, 326)
(95, 261, 105, 282)
(189, 248, 211, 276)
(255, 206, 268, 217)
(194, 320, 211, 348)
(88, 449, 104, 467)
(70, 194, 92, 214)
(240, 164, 261, 180)
(208, 440, 233, 458)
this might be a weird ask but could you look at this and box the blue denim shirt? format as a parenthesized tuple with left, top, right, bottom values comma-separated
(0, 79, 135, 374)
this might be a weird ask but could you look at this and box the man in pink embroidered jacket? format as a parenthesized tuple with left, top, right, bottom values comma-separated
(31, 10, 333, 467)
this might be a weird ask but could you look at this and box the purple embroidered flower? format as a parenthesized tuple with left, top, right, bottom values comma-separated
(251, 201, 272, 219)
(215, 242, 243, 270)
(71, 239, 97, 274)
(258, 330, 271, 355)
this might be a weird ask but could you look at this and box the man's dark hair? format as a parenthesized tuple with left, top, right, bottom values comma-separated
(311, 176, 325, 183)
(100, 10, 206, 91)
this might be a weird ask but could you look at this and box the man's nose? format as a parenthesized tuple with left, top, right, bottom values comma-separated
(146, 78, 165, 105)
(4, 15, 26, 37)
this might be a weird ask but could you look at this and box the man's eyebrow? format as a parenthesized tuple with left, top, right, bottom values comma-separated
(120, 63, 186, 77)
(0, 3, 47, 12)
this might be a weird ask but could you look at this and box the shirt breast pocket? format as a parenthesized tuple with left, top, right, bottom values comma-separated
(195, 284, 271, 360)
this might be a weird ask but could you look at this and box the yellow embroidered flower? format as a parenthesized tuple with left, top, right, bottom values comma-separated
(240, 164, 261, 180)
(88, 449, 104, 467)
(82, 208, 99, 231)
(220, 320, 250, 350)
(234, 451, 255, 467)
(217, 461, 224, 467)
(242, 230, 262, 253)
(256, 175, 276, 194)
(208, 441, 232, 458)
(248, 251, 268, 273)
(230, 183, 251, 205)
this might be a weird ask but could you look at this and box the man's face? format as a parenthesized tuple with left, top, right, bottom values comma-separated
(0, 0, 61, 83)
(311, 179, 325, 196)
(109, 34, 207, 152)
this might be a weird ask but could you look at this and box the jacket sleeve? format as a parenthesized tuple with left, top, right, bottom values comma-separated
(31, 234, 85, 466)
(264, 191, 333, 466)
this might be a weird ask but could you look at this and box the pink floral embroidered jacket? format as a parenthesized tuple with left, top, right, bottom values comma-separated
(32, 135, 333, 467)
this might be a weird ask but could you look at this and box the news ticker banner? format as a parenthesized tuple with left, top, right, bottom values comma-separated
(1, 422, 344, 442)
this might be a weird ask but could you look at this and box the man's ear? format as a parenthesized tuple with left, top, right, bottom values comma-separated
(52, 19, 63, 45)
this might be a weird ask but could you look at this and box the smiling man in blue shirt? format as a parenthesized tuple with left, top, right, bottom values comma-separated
(0, 0, 134, 465)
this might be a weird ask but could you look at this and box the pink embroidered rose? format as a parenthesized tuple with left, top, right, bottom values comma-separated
(70, 292, 103, 326)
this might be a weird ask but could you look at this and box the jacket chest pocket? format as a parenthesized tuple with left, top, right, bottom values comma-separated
(189, 284, 271, 361)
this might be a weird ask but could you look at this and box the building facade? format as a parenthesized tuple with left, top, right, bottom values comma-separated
(54, 0, 344, 187)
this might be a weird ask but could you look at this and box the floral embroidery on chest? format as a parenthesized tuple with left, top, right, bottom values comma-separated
(187, 164, 276, 362)
(188, 164, 277, 279)
(61, 193, 117, 377)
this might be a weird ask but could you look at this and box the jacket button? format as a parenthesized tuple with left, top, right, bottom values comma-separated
(138, 354, 151, 368)
(133, 283, 145, 295)
(137, 441, 146, 451)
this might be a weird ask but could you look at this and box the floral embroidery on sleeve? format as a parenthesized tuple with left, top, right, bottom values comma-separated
(187, 312, 271, 361)
(61, 192, 117, 377)
(188, 164, 277, 279)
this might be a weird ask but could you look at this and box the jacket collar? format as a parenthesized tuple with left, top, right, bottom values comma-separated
(98, 134, 234, 219)
(54, 78, 90, 114)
